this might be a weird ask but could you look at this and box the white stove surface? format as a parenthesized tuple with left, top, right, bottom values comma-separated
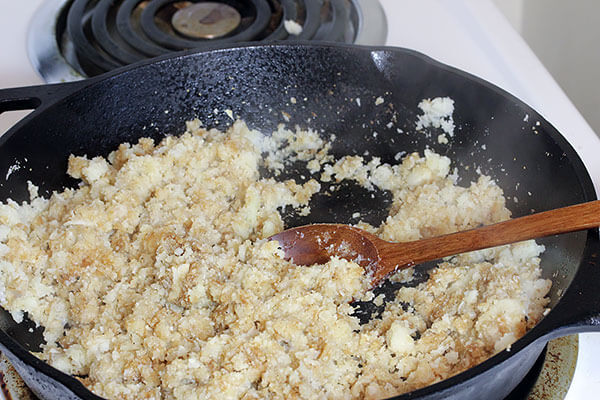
(0, 0, 598, 398)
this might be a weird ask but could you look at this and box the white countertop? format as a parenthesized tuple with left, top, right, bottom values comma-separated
(1, 0, 599, 398)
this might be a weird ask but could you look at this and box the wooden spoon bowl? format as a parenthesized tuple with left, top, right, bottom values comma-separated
(270, 200, 600, 288)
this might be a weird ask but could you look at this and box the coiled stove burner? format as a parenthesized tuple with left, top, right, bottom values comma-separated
(28, 0, 388, 80)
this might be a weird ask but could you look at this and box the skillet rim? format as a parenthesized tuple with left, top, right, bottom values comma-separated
(0, 41, 597, 400)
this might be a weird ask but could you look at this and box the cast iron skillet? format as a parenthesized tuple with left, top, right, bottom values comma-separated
(0, 43, 599, 400)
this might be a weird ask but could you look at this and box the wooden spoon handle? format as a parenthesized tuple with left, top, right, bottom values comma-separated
(378, 200, 600, 276)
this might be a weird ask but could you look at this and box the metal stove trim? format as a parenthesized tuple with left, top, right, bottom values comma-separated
(27, 0, 83, 83)
(353, 0, 387, 45)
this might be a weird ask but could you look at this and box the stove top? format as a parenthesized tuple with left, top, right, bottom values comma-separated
(1, 1, 600, 399)
(28, 0, 387, 81)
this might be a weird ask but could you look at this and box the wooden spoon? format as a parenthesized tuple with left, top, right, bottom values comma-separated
(270, 200, 600, 287)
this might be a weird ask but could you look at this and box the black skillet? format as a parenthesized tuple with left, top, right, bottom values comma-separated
(0, 43, 599, 400)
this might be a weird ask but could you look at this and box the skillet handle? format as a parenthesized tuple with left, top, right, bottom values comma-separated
(538, 232, 600, 340)
(0, 80, 91, 114)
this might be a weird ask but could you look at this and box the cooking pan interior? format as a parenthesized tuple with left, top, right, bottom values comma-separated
(0, 44, 595, 398)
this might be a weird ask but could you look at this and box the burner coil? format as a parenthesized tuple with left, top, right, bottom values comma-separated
(62, 0, 361, 76)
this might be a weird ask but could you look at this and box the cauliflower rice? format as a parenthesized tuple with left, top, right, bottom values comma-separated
(0, 120, 551, 399)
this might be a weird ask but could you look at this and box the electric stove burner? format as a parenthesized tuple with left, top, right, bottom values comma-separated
(28, 0, 387, 81)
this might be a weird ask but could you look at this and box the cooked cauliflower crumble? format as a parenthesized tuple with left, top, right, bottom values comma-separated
(0, 120, 550, 399)
(416, 97, 455, 137)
